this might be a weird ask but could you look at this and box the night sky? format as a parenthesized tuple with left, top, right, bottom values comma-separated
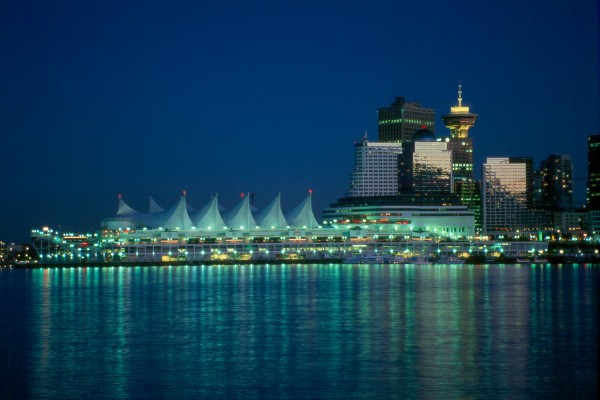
(1, 0, 598, 242)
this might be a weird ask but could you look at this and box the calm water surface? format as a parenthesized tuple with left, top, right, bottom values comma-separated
(1, 264, 598, 399)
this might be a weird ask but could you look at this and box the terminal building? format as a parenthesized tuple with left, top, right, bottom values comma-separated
(321, 194, 475, 239)
(31, 191, 503, 265)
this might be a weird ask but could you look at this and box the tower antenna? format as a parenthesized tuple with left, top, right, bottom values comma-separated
(457, 82, 463, 107)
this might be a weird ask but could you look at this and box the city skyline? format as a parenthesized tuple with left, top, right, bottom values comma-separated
(1, 0, 598, 242)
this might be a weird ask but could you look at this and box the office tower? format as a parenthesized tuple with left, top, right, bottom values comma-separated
(442, 84, 478, 182)
(346, 131, 404, 197)
(483, 158, 529, 233)
(587, 135, 600, 235)
(588, 135, 600, 210)
(508, 157, 534, 208)
(377, 97, 435, 143)
(399, 128, 452, 194)
(454, 179, 482, 231)
(539, 154, 574, 211)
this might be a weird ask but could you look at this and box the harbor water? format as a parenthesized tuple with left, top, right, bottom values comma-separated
(1, 263, 598, 399)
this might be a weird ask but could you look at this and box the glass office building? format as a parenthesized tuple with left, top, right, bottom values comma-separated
(483, 158, 529, 234)
(399, 129, 452, 195)
(377, 97, 435, 143)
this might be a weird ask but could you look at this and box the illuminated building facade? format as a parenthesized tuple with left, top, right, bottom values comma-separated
(442, 84, 477, 181)
(538, 154, 574, 211)
(322, 195, 474, 239)
(441, 84, 482, 231)
(399, 128, 452, 194)
(346, 131, 404, 197)
(483, 158, 529, 234)
(588, 135, 600, 210)
(587, 135, 600, 235)
(377, 97, 435, 143)
(454, 179, 482, 229)
(30, 190, 481, 264)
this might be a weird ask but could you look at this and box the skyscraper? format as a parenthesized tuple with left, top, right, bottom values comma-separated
(442, 84, 481, 230)
(346, 131, 403, 197)
(588, 135, 600, 210)
(539, 154, 574, 211)
(442, 84, 478, 182)
(399, 128, 452, 194)
(508, 156, 534, 208)
(377, 97, 435, 143)
(483, 157, 529, 234)
(587, 135, 600, 235)
(454, 179, 483, 231)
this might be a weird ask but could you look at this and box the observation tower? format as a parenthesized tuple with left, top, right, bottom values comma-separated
(442, 83, 478, 138)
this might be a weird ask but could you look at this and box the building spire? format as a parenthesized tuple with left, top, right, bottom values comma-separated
(361, 129, 369, 144)
(457, 82, 463, 107)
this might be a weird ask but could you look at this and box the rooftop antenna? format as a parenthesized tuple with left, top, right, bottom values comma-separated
(457, 81, 463, 107)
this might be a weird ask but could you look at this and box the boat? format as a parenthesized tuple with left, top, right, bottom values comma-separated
(408, 257, 430, 264)
(390, 255, 407, 264)
(435, 257, 465, 264)
(516, 258, 531, 263)
(342, 252, 389, 264)
(342, 255, 362, 264)
(533, 257, 548, 263)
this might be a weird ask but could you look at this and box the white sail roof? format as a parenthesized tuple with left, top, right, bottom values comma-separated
(254, 193, 288, 229)
(116, 195, 141, 217)
(148, 197, 164, 213)
(284, 194, 320, 229)
(222, 195, 258, 229)
(141, 195, 194, 229)
(190, 194, 227, 230)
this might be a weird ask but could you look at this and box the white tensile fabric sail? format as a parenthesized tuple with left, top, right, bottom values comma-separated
(284, 194, 320, 229)
(190, 194, 227, 230)
(148, 197, 164, 213)
(141, 195, 194, 229)
(253, 193, 288, 229)
(222, 195, 258, 229)
(116, 195, 141, 217)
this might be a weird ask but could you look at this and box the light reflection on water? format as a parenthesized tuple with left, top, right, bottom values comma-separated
(0, 264, 598, 399)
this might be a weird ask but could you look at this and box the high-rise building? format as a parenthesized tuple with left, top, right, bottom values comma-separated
(399, 128, 452, 194)
(346, 131, 404, 197)
(454, 179, 483, 231)
(588, 135, 600, 210)
(482, 157, 529, 234)
(377, 97, 435, 143)
(442, 84, 481, 231)
(538, 154, 574, 211)
(442, 84, 478, 182)
(508, 157, 534, 208)
(587, 135, 600, 235)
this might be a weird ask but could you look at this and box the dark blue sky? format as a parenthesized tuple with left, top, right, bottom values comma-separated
(1, 0, 598, 242)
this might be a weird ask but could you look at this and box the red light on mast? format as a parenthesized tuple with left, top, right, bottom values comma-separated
(118, 193, 122, 199)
